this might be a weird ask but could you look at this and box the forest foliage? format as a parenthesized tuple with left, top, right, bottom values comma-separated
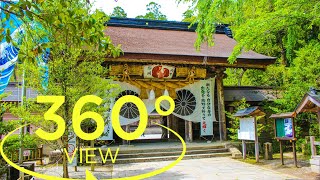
(177, 0, 320, 152)
(178, 0, 320, 110)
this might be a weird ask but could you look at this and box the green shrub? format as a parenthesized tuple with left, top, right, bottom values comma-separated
(3, 134, 39, 155)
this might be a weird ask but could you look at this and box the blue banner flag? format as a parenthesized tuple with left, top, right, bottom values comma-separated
(0, 1, 22, 94)
(0, 1, 49, 94)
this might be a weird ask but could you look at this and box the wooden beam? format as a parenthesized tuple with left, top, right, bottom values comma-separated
(107, 55, 272, 69)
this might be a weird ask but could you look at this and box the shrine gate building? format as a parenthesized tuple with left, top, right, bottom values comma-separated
(101, 18, 276, 142)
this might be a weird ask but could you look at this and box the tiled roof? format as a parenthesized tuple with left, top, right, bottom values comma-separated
(105, 26, 275, 60)
(233, 106, 265, 117)
(295, 89, 320, 113)
(224, 86, 278, 102)
(1, 82, 37, 102)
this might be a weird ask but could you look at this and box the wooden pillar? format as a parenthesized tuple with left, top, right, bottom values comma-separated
(169, 115, 179, 140)
(90, 140, 95, 171)
(254, 118, 259, 163)
(161, 117, 168, 139)
(280, 140, 284, 165)
(122, 125, 130, 145)
(310, 136, 316, 158)
(242, 140, 246, 159)
(292, 141, 297, 167)
(216, 68, 227, 141)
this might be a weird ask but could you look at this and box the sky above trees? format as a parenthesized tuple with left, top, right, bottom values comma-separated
(94, 0, 191, 20)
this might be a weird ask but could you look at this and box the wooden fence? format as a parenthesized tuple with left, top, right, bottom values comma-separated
(310, 136, 320, 158)
(9, 146, 43, 164)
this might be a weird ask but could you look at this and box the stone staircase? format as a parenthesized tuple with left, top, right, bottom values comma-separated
(98, 143, 232, 164)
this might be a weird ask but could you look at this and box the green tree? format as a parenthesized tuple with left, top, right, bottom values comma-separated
(182, 9, 196, 23)
(226, 98, 250, 140)
(3, 0, 121, 178)
(180, 0, 320, 65)
(111, 6, 127, 18)
(136, 2, 167, 20)
(181, 0, 320, 144)
(276, 41, 320, 111)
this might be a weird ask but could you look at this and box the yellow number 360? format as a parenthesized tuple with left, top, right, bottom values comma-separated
(36, 95, 175, 141)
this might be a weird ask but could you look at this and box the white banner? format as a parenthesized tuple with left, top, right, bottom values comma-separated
(200, 80, 214, 136)
(113, 80, 216, 133)
(144, 65, 175, 79)
(161, 78, 216, 134)
(112, 81, 155, 125)
(99, 120, 113, 140)
(98, 96, 114, 140)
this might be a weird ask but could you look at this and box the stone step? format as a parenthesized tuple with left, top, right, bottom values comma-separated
(116, 148, 229, 159)
(107, 145, 226, 154)
(100, 152, 232, 164)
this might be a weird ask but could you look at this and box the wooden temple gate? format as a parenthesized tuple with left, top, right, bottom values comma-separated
(103, 18, 276, 142)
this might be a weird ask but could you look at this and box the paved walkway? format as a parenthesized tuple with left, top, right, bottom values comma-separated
(35, 157, 299, 179)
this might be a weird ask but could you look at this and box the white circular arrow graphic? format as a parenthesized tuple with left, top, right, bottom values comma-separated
(1, 123, 186, 180)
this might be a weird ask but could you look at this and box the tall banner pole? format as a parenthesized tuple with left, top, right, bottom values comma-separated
(18, 66, 25, 165)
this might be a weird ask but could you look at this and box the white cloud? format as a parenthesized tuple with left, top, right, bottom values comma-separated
(93, 0, 192, 21)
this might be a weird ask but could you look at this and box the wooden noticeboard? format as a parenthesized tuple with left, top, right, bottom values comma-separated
(234, 106, 265, 163)
(275, 118, 295, 139)
(270, 112, 297, 167)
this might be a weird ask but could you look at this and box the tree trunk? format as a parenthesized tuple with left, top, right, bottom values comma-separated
(238, 69, 245, 86)
(63, 138, 69, 178)
(216, 69, 227, 141)
(90, 140, 95, 171)
(279, 34, 287, 66)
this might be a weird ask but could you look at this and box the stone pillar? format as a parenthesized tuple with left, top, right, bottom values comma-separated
(216, 68, 227, 141)
(188, 121, 193, 142)
(264, 142, 273, 160)
(184, 121, 193, 142)
(185, 120, 188, 141)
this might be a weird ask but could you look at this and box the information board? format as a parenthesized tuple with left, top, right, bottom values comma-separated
(68, 132, 77, 167)
(276, 118, 293, 138)
(238, 117, 256, 141)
